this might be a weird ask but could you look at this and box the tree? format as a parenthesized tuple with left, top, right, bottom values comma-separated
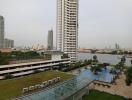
(131, 60, 132, 65)
(110, 68, 117, 74)
(33, 69, 42, 73)
(74, 61, 82, 68)
(115, 56, 126, 71)
(84, 59, 92, 66)
(0, 52, 10, 65)
(121, 56, 126, 63)
(115, 63, 120, 70)
(58, 63, 64, 70)
(125, 67, 132, 86)
(93, 55, 97, 60)
(4, 74, 13, 79)
(91, 49, 96, 54)
(90, 65, 101, 75)
(119, 56, 126, 70)
(93, 55, 98, 63)
(111, 50, 117, 54)
(115, 61, 125, 72)
(70, 63, 75, 70)
(84, 60, 88, 65)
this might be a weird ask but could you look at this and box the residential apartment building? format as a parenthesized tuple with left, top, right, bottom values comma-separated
(56, 0, 79, 61)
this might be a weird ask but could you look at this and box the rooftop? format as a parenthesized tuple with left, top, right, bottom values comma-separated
(0, 71, 74, 100)
(0, 58, 69, 68)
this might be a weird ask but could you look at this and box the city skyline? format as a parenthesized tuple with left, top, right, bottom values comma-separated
(0, 0, 132, 49)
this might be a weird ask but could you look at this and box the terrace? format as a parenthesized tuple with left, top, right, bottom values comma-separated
(0, 71, 73, 100)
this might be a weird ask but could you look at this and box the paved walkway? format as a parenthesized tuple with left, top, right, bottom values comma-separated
(93, 73, 132, 98)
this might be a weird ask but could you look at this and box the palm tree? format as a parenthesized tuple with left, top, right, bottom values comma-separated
(115, 61, 125, 72)
(121, 56, 126, 63)
(116, 56, 126, 71)
(119, 61, 125, 70)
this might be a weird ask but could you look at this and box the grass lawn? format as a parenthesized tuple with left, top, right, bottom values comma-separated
(0, 71, 73, 100)
(83, 90, 128, 100)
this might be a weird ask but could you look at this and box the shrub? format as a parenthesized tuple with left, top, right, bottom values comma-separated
(33, 69, 42, 73)
(125, 78, 131, 86)
(4, 74, 13, 79)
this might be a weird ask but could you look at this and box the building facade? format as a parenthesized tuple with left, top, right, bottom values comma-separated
(47, 29, 53, 50)
(0, 15, 14, 48)
(4, 38, 14, 48)
(0, 58, 70, 79)
(0, 16, 4, 48)
(56, 0, 79, 61)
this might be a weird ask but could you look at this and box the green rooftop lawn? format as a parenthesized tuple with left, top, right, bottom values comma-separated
(0, 71, 74, 100)
(83, 90, 129, 100)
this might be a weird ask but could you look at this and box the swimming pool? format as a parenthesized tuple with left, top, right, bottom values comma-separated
(77, 67, 115, 83)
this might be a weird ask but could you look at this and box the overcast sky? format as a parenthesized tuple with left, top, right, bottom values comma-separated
(0, 0, 132, 49)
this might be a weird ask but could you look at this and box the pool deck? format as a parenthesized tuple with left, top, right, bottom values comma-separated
(71, 67, 132, 99)
(93, 73, 132, 99)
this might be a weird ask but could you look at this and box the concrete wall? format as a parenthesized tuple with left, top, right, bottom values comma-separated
(51, 54, 62, 60)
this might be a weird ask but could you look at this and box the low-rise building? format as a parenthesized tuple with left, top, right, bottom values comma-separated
(0, 48, 13, 53)
(0, 58, 71, 80)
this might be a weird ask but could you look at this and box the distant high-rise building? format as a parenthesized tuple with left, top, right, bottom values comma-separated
(0, 15, 14, 49)
(56, 0, 79, 61)
(47, 29, 53, 50)
(4, 38, 14, 48)
(0, 16, 4, 48)
(115, 43, 120, 50)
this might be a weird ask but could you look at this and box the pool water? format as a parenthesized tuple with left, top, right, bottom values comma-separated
(78, 67, 115, 83)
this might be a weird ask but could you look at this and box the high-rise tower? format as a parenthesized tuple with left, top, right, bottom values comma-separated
(0, 16, 4, 48)
(47, 29, 53, 50)
(56, 0, 79, 61)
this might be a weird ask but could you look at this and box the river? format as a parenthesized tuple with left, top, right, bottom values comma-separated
(78, 53, 132, 66)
